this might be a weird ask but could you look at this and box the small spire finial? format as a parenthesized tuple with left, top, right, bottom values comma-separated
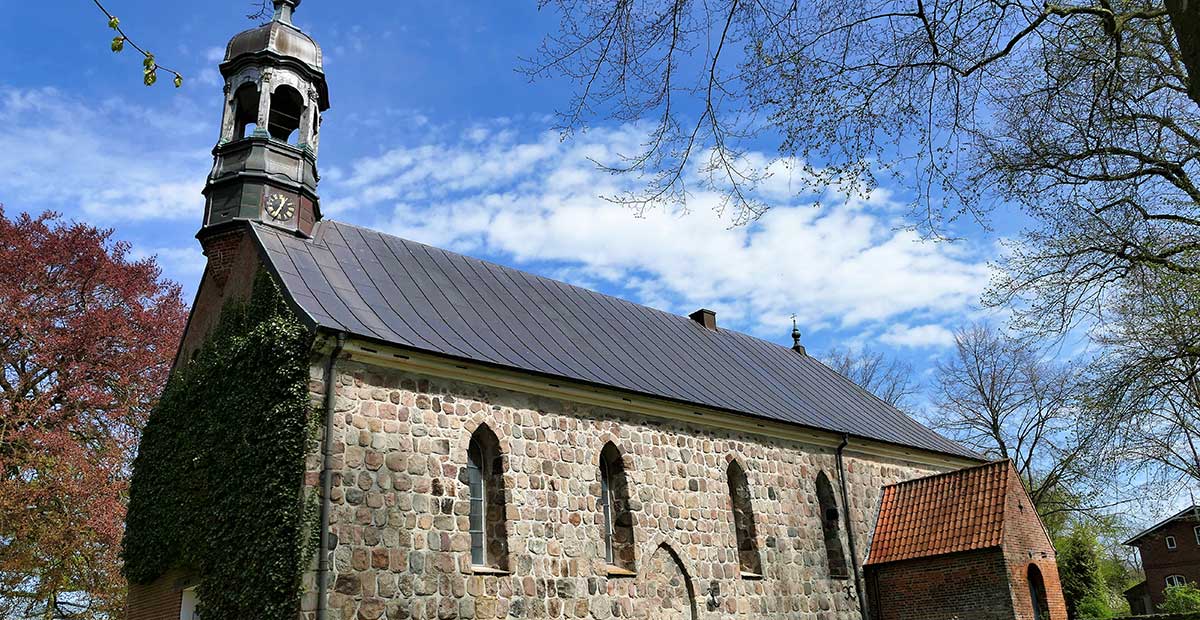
(273, 0, 300, 24)
(790, 315, 806, 355)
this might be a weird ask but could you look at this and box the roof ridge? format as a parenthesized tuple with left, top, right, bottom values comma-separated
(884, 459, 1009, 491)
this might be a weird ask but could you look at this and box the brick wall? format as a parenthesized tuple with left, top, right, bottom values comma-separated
(1001, 471, 1068, 620)
(177, 225, 263, 361)
(867, 548, 1014, 620)
(126, 568, 189, 620)
(300, 360, 953, 620)
(1138, 518, 1200, 610)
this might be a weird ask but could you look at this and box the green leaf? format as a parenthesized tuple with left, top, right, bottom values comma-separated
(174, 75, 183, 88)
(144, 69, 158, 86)
(143, 54, 155, 69)
(108, 16, 120, 30)
(111, 37, 125, 53)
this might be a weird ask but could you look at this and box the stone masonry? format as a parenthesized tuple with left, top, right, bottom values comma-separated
(300, 359, 948, 620)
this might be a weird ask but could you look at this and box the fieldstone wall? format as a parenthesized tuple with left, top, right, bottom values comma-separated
(300, 359, 949, 620)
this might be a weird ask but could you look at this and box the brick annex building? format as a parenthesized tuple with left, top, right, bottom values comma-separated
(124, 2, 1067, 619)
(1124, 506, 1200, 614)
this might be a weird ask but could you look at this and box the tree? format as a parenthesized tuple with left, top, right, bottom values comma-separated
(1057, 527, 1111, 620)
(931, 324, 1114, 525)
(1088, 268, 1200, 489)
(0, 209, 187, 619)
(528, 0, 1199, 346)
(824, 347, 917, 410)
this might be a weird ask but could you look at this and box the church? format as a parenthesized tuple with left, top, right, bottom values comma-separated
(122, 2, 1066, 619)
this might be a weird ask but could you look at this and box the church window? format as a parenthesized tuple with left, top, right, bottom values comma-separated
(727, 460, 762, 576)
(465, 425, 508, 571)
(816, 471, 849, 579)
(599, 442, 635, 570)
(268, 85, 305, 144)
(1167, 574, 1187, 587)
(231, 83, 259, 139)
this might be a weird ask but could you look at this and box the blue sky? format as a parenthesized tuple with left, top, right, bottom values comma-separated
(0, 2, 1009, 410)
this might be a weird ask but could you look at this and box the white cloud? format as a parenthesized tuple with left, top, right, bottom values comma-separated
(0, 87, 210, 222)
(879, 324, 957, 348)
(132, 246, 207, 276)
(325, 125, 994, 343)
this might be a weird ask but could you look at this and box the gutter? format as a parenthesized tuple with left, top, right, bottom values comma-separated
(316, 332, 346, 620)
(837, 434, 869, 620)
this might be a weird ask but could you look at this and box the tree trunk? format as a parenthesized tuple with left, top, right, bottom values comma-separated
(1166, 0, 1200, 106)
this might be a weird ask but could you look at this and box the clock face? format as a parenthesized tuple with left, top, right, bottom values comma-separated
(264, 193, 296, 221)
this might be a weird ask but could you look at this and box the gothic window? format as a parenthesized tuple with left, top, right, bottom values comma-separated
(726, 460, 762, 576)
(815, 471, 849, 579)
(599, 442, 636, 570)
(267, 85, 305, 144)
(231, 83, 259, 139)
(464, 425, 508, 571)
(1167, 574, 1187, 587)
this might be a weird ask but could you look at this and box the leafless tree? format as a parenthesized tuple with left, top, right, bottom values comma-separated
(527, 0, 1199, 339)
(932, 324, 1117, 522)
(1089, 269, 1200, 488)
(825, 347, 917, 410)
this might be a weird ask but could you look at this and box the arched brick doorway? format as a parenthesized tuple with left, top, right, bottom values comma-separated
(1028, 564, 1050, 620)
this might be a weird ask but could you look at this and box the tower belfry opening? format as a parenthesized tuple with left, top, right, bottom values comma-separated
(200, 0, 329, 239)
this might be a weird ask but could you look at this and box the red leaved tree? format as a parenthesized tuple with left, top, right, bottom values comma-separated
(0, 208, 187, 619)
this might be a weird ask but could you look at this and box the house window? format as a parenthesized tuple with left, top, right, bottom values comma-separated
(1194, 525, 1200, 546)
(816, 471, 850, 579)
(465, 425, 508, 571)
(179, 586, 199, 620)
(727, 460, 762, 576)
(1167, 574, 1187, 588)
(599, 442, 636, 570)
(1167, 535, 1177, 550)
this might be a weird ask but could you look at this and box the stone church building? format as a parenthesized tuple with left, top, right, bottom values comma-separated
(123, 2, 1066, 619)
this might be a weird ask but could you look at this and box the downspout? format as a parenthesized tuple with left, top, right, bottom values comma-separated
(837, 434, 869, 620)
(316, 332, 346, 620)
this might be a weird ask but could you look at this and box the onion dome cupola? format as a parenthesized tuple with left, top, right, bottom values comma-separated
(201, 0, 329, 239)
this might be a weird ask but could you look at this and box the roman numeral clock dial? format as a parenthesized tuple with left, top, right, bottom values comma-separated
(264, 193, 296, 221)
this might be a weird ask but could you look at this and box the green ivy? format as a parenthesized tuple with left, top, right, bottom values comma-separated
(123, 270, 318, 620)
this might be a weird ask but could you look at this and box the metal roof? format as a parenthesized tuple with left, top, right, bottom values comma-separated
(1123, 505, 1200, 546)
(252, 220, 977, 459)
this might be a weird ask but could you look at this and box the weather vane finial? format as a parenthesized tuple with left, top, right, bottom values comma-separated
(790, 315, 806, 355)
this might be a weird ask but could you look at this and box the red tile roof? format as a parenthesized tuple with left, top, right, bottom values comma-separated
(866, 460, 1016, 566)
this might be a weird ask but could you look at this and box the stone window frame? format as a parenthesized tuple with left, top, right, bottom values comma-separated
(463, 424, 510, 573)
(598, 441, 637, 575)
(725, 459, 763, 578)
(1166, 535, 1177, 550)
(815, 470, 850, 580)
(1194, 525, 1200, 546)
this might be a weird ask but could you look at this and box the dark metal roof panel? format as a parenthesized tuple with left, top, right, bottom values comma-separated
(252, 221, 976, 459)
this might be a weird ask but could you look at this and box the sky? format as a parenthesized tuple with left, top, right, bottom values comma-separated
(0, 2, 1013, 411)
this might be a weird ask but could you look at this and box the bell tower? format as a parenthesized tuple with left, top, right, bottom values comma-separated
(201, 0, 329, 240)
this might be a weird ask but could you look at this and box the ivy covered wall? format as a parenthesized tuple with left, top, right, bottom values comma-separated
(123, 270, 319, 620)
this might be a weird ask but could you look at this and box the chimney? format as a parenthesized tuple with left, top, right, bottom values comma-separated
(689, 308, 717, 331)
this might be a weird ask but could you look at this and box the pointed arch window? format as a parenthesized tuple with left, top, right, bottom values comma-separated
(726, 461, 762, 576)
(464, 425, 508, 571)
(599, 442, 636, 570)
(815, 471, 849, 579)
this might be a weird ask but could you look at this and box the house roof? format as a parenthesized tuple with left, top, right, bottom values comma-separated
(1123, 505, 1200, 546)
(866, 460, 1019, 565)
(251, 220, 977, 460)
